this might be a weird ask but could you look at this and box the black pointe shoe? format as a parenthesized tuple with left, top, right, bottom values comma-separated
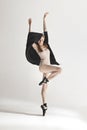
(39, 77, 49, 86)
(41, 103, 48, 116)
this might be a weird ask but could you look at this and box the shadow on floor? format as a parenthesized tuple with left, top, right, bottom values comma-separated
(0, 109, 42, 117)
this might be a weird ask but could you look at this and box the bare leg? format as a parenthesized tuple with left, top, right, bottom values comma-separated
(41, 74, 48, 116)
(41, 83, 48, 104)
(47, 71, 60, 80)
(41, 73, 49, 103)
(39, 65, 62, 81)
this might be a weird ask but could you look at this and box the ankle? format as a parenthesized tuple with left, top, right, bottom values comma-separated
(44, 77, 49, 82)
(41, 103, 48, 110)
(43, 103, 47, 107)
(39, 77, 49, 86)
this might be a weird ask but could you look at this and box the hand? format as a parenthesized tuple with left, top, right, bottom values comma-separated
(28, 18, 32, 25)
(43, 12, 49, 19)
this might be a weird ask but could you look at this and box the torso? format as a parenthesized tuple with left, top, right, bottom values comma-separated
(37, 48, 50, 66)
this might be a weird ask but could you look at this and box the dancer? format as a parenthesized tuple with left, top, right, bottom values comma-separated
(26, 12, 62, 116)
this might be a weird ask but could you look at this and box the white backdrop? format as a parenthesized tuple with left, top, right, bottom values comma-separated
(0, 0, 87, 113)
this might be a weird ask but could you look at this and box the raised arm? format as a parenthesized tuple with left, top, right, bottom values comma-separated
(43, 12, 49, 32)
(28, 18, 32, 32)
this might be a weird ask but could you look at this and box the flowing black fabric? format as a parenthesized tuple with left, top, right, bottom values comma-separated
(25, 31, 60, 66)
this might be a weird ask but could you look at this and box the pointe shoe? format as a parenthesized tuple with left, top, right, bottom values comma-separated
(39, 77, 49, 86)
(41, 103, 48, 116)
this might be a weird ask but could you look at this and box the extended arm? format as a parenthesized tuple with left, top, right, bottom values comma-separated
(28, 18, 32, 32)
(43, 12, 49, 32)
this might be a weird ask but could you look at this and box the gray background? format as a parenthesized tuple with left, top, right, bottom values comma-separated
(0, 0, 87, 113)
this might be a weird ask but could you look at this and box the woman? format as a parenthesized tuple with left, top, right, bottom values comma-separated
(27, 12, 62, 116)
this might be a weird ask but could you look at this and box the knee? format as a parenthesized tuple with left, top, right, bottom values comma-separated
(57, 67, 62, 73)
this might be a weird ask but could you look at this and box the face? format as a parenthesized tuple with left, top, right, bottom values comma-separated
(38, 36, 45, 46)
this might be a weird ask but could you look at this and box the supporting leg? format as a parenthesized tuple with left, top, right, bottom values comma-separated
(41, 83, 48, 104)
(41, 83, 48, 116)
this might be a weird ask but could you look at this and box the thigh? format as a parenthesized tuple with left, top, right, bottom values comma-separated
(43, 72, 49, 78)
(39, 64, 59, 73)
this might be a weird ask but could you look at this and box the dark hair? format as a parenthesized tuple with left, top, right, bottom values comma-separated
(37, 34, 48, 52)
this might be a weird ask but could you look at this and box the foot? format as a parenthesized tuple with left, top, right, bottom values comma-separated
(39, 77, 49, 86)
(41, 103, 48, 116)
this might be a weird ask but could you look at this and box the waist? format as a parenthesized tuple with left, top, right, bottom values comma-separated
(39, 59, 50, 65)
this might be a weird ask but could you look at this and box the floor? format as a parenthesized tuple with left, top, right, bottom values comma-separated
(0, 103, 87, 130)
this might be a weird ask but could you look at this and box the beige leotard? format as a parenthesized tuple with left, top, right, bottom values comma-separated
(37, 48, 50, 71)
